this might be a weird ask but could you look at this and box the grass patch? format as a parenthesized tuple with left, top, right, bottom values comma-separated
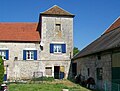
(8, 80, 93, 91)
(9, 83, 68, 91)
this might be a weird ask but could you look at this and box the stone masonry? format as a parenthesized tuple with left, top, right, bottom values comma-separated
(74, 52, 112, 90)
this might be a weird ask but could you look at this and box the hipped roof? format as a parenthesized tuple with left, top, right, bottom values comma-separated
(41, 5, 74, 17)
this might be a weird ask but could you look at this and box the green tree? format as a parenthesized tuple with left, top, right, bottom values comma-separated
(73, 47, 79, 56)
(0, 56, 4, 84)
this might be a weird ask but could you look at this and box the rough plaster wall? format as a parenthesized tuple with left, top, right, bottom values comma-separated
(75, 53, 112, 90)
(40, 16, 73, 61)
(0, 42, 40, 61)
(38, 16, 73, 79)
(5, 60, 70, 80)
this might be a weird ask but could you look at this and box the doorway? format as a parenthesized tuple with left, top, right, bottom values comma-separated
(72, 63, 77, 76)
(54, 66, 60, 79)
(54, 66, 65, 79)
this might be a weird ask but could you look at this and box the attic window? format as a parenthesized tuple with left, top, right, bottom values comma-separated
(55, 24, 61, 31)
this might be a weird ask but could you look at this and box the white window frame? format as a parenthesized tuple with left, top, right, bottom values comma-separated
(26, 50, 34, 60)
(53, 44, 62, 53)
(0, 50, 6, 60)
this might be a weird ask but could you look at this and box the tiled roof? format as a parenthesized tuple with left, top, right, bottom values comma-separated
(0, 23, 40, 42)
(104, 17, 120, 34)
(73, 17, 120, 60)
(41, 5, 74, 17)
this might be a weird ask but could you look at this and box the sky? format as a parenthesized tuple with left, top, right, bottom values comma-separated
(0, 0, 120, 50)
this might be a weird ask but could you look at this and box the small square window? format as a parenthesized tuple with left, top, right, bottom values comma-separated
(14, 57, 18, 60)
(55, 24, 61, 31)
(45, 67, 52, 76)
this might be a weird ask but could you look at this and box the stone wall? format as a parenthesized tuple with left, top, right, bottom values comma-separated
(74, 52, 112, 90)
(5, 60, 70, 80)
(40, 16, 73, 60)
(0, 42, 40, 61)
(39, 15, 73, 79)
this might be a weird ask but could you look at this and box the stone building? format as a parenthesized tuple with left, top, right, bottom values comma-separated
(72, 17, 120, 91)
(0, 5, 74, 80)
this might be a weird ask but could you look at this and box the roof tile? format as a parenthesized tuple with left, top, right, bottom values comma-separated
(104, 17, 120, 34)
(0, 23, 40, 42)
(41, 5, 74, 17)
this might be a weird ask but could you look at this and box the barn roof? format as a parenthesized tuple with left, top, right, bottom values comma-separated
(73, 17, 120, 60)
(104, 17, 120, 34)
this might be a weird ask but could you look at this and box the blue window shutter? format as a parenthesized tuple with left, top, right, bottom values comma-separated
(6, 50, 9, 60)
(50, 44, 54, 53)
(62, 44, 66, 53)
(34, 50, 37, 60)
(23, 50, 26, 60)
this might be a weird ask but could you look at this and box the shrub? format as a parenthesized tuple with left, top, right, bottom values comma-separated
(32, 76, 54, 82)
(0, 56, 4, 84)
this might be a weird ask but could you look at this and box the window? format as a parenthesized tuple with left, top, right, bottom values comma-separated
(45, 67, 52, 76)
(87, 68, 90, 76)
(55, 24, 61, 31)
(50, 44, 66, 53)
(0, 50, 9, 60)
(54, 44, 62, 53)
(97, 54, 101, 60)
(96, 68, 103, 80)
(14, 57, 18, 60)
(23, 50, 37, 60)
(26, 50, 34, 60)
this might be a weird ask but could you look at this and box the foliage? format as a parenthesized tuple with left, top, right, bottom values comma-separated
(0, 56, 4, 84)
(73, 47, 79, 56)
(32, 76, 54, 82)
